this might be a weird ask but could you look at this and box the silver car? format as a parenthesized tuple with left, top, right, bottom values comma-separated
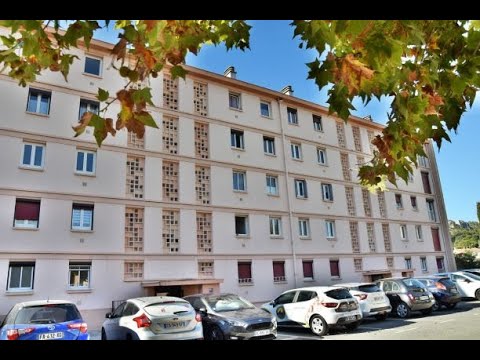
(101, 296, 203, 340)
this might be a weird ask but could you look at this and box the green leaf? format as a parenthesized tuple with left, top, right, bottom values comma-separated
(132, 87, 154, 106)
(170, 64, 187, 79)
(136, 112, 158, 128)
(97, 88, 109, 102)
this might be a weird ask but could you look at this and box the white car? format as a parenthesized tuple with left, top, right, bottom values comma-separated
(334, 282, 391, 320)
(437, 271, 480, 300)
(101, 296, 203, 340)
(262, 286, 362, 336)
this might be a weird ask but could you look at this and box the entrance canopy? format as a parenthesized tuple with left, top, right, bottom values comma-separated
(141, 278, 223, 287)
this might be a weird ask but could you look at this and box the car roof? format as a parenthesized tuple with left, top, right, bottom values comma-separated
(376, 277, 410, 281)
(184, 293, 238, 299)
(14, 300, 75, 308)
(333, 282, 376, 288)
(282, 286, 343, 294)
(128, 296, 189, 306)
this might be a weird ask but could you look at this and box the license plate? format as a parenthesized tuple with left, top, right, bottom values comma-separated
(164, 321, 187, 329)
(253, 329, 270, 337)
(420, 295, 429, 300)
(38, 332, 63, 340)
(374, 297, 383, 301)
(345, 315, 356, 321)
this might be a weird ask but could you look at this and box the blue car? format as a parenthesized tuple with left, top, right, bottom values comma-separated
(0, 300, 89, 340)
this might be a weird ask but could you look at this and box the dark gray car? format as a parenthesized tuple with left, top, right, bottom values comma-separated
(184, 293, 277, 340)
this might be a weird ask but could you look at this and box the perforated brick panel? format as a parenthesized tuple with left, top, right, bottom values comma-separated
(367, 223, 376, 252)
(198, 261, 214, 278)
(195, 166, 210, 205)
(194, 122, 209, 159)
(162, 210, 179, 253)
(126, 156, 144, 199)
(350, 221, 360, 253)
(127, 132, 145, 149)
(163, 73, 179, 110)
(197, 212, 212, 253)
(193, 81, 208, 116)
(125, 207, 144, 252)
(382, 224, 392, 253)
(377, 191, 387, 218)
(336, 122, 346, 148)
(162, 161, 179, 202)
(124, 261, 143, 280)
(362, 188, 372, 217)
(162, 116, 178, 154)
(354, 258, 363, 271)
(352, 125, 362, 152)
(345, 186, 356, 216)
(340, 152, 351, 181)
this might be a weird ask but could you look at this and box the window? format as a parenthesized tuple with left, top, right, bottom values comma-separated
(260, 101, 271, 117)
(436, 257, 445, 271)
(69, 262, 91, 289)
(418, 155, 429, 168)
(400, 224, 408, 240)
(71, 204, 94, 231)
(405, 258, 412, 269)
(312, 115, 323, 131)
(269, 217, 282, 236)
(421, 171, 432, 194)
(230, 129, 244, 149)
(75, 150, 96, 175)
(411, 196, 418, 210)
(330, 260, 340, 277)
(325, 220, 336, 239)
(298, 218, 310, 238)
(7, 262, 35, 291)
(266, 175, 278, 196)
(124, 261, 143, 280)
(290, 142, 302, 160)
(295, 179, 307, 198)
(229, 92, 241, 110)
(287, 107, 298, 124)
(432, 228, 442, 251)
(275, 291, 296, 305)
(297, 290, 316, 302)
(235, 215, 249, 236)
(84, 56, 102, 76)
(14, 199, 40, 228)
(420, 257, 428, 272)
(21, 142, 44, 169)
(26, 88, 51, 115)
(198, 261, 214, 278)
(416, 225, 423, 241)
(79, 99, 99, 119)
(395, 194, 403, 209)
(321, 183, 334, 201)
(427, 199, 437, 221)
(302, 260, 313, 279)
(273, 261, 286, 282)
(317, 147, 327, 165)
(238, 262, 252, 284)
(232, 171, 246, 191)
(263, 136, 276, 155)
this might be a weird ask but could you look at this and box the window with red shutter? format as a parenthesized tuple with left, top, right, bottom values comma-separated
(431, 228, 442, 251)
(273, 261, 285, 282)
(330, 260, 340, 277)
(14, 199, 40, 228)
(302, 260, 313, 279)
(238, 262, 252, 284)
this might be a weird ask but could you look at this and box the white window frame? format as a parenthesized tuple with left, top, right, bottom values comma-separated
(71, 205, 94, 231)
(427, 199, 437, 221)
(317, 147, 327, 165)
(322, 183, 334, 202)
(420, 257, 428, 272)
(418, 155, 429, 168)
(416, 225, 423, 241)
(298, 218, 310, 238)
(313, 115, 323, 132)
(269, 217, 282, 237)
(266, 175, 278, 196)
(263, 136, 276, 155)
(26, 88, 51, 115)
(260, 101, 271, 117)
(79, 99, 100, 120)
(230, 129, 244, 149)
(75, 150, 96, 175)
(287, 107, 298, 125)
(395, 194, 403, 209)
(14, 200, 40, 229)
(232, 171, 247, 192)
(229, 92, 242, 110)
(405, 258, 412, 269)
(411, 196, 418, 211)
(7, 263, 35, 291)
(295, 179, 307, 198)
(325, 220, 336, 239)
(291, 143, 302, 160)
(68, 263, 91, 289)
(84, 55, 102, 77)
(235, 215, 249, 236)
(400, 224, 408, 240)
(20, 142, 45, 169)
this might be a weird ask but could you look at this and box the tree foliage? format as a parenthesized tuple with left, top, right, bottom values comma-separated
(1, 20, 479, 188)
(455, 251, 480, 270)
(450, 220, 480, 249)
(477, 202, 480, 223)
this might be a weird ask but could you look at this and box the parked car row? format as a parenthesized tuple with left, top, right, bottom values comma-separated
(2, 271, 479, 340)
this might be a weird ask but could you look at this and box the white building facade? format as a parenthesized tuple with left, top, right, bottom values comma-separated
(0, 32, 455, 325)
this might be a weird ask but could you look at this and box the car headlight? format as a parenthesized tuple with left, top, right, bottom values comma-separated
(225, 319, 247, 327)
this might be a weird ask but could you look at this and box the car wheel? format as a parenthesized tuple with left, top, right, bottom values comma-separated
(421, 307, 433, 316)
(208, 325, 225, 340)
(126, 333, 132, 340)
(475, 289, 480, 301)
(432, 301, 440, 312)
(445, 303, 457, 310)
(345, 321, 360, 331)
(101, 328, 107, 341)
(309, 315, 328, 336)
(375, 313, 388, 321)
(396, 302, 411, 318)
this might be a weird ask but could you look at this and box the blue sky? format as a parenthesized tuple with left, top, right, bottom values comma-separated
(95, 20, 480, 221)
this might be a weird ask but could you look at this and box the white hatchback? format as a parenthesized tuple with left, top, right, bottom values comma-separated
(334, 282, 392, 320)
(262, 286, 362, 336)
(101, 296, 203, 340)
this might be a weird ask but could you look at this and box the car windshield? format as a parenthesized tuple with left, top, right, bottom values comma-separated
(15, 304, 81, 324)
(358, 284, 382, 293)
(463, 272, 480, 281)
(325, 288, 353, 300)
(205, 295, 256, 312)
(402, 279, 425, 289)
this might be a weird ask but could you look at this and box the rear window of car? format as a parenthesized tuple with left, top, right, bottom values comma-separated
(438, 278, 457, 288)
(15, 304, 82, 324)
(402, 279, 425, 289)
(325, 288, 353, 300)
(358, 284, 382, 293)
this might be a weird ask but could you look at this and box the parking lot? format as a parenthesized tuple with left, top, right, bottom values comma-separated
(88, 300, 480, 340)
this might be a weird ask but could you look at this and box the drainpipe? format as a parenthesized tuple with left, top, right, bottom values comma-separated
(276, 98, 298, 287)
(426, 141, 456, 271)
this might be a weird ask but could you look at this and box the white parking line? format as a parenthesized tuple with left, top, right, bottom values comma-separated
(438, 319, 454, 323)
(395, 327, 418, 333)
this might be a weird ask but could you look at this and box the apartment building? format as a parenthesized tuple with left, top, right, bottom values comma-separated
(0, 31, 455, 323)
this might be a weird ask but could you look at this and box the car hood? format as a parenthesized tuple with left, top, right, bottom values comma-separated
(216, 307, 272, 322)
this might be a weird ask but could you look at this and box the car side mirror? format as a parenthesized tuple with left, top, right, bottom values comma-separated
(270, 301, 275, 307)
(105, 312, 113, 319)
(464, 279, 471, 283)
(198, 307, 207, 314)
